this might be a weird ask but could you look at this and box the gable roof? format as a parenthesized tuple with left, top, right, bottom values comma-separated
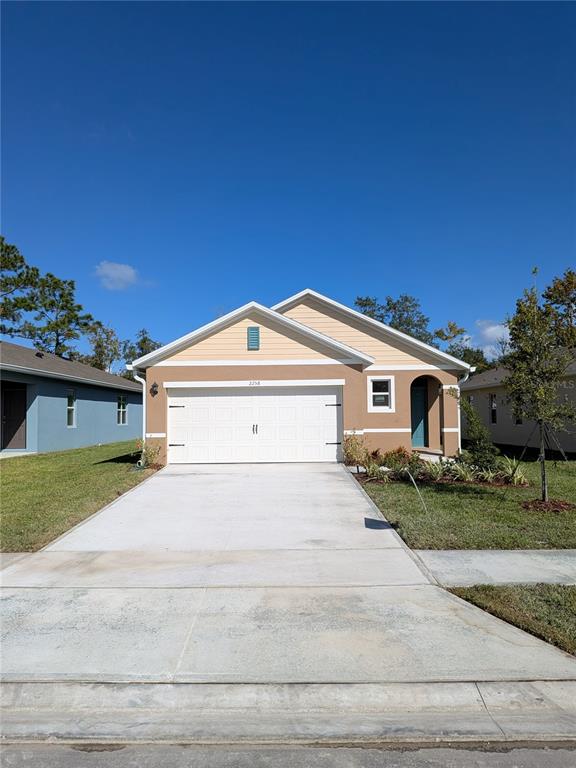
(0, 340, 142, 392)
(272, 289, 471, 371)
(130, 301, 375, 369)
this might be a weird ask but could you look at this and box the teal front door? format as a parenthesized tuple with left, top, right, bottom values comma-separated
(411, 383, 428, 448)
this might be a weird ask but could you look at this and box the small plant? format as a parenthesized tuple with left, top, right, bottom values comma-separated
(499, 456, 528, 486)
(135, 438, 161, 469)
(477, 467, 499, 484)
(343, 433, 367, 468)
(422, 460, 447, 482)
(450, 462, 479, 483)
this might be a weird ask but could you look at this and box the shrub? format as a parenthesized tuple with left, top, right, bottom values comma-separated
(380, 446, 412, 471)
(136, 438, 161, 469)
(343, 433, 367, 467)
(459, 396, 500, 470)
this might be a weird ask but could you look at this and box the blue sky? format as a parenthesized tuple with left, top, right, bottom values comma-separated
(2, 1, 575, 357)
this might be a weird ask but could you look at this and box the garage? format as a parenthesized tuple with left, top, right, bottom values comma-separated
(166, 384, 342, 464)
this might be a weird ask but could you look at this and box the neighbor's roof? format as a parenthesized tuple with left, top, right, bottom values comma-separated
(0, 340, 141, 392)
(461, 361, 576, 391)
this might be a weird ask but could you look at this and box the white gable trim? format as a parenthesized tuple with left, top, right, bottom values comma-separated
(131, 301, 374, 369)
(154, 358, 358, 367)
(272, 289, 470, 371)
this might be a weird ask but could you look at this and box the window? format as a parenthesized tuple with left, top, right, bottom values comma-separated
(489, 393, 497, 424)
(367, 377, 395, 412)
(66, 390, 76, 428)
(515, 415, 523, 425)
(247, 326, 260, 351)
(117, 395, 127, 425)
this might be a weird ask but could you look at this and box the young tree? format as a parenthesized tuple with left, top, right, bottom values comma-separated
(15, 273, 94, 357)
(543, 268, 576, 348)
(355, 293, 435, 344)
(0, 237, 39, 334)
(504, 283, 576, 501)
(82, 323, 122, 372)
(121, 328, 162, 379)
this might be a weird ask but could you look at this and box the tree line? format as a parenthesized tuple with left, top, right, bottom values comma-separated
(0, 237, 160, 378)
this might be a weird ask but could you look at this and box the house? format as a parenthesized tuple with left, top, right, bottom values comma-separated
(461, 364, 576, 455)
(0, 340, 143, 454)
(129, 290, 471, 465)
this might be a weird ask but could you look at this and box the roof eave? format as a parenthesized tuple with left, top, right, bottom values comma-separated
(0, 363, 141, 391)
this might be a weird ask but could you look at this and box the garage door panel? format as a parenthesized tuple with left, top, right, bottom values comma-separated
(167, 386, 341, 464)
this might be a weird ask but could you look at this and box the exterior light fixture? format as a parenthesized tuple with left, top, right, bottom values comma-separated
(150, 382, 159, 397)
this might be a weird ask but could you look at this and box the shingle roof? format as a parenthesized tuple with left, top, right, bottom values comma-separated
(461, 361, 576, 391)
(0, 340, 142, 392)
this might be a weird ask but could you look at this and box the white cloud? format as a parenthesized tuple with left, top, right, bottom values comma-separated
(474, 320, 510, 360)
(95, 261, 139, 291)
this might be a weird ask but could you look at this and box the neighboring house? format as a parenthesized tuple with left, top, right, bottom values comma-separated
(130, 289, 471, 465)
(0, 341, 143, 454)
(461, 364, 576, 455)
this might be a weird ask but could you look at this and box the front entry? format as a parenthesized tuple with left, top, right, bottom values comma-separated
(410, 379, 428, 448)
(1, 382, 27, 450)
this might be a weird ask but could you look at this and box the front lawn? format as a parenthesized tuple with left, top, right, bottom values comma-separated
(452, 585, 576, 656)
(363, 460, 576, 549)
(0, 441, 153, 552)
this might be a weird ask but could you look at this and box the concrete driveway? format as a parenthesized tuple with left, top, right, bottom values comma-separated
(2, 464, 576, 742)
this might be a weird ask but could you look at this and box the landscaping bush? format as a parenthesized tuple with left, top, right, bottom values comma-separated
(460, 396, 500, 470)
(343, 433, 367, 467)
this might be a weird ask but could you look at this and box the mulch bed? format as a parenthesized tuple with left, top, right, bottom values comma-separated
(521, 498, 576, 513)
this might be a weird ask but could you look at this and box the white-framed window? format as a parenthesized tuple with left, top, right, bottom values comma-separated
(117, 395, 127, 425)
(489, 393, 497, 424)
(367, 376, 395, 413)
(66, 389, 76, 428)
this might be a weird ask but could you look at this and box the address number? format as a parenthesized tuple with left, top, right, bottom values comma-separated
(248, 381, 261, 386)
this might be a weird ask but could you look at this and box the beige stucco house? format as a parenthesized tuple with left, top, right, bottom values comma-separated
(461, 364, 576, 455)
(130, 290, 471, 465)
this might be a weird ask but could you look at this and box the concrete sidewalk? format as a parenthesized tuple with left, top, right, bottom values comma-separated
(416, 549, 576, 586)
(2, 464, 576, 744)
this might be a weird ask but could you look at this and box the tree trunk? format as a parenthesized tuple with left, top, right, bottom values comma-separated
(539, 420, 548, 502)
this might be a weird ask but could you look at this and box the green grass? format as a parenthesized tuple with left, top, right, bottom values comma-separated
(363, 460, 576, 549)
(452, 585, 576, 656)
(0, 441, 153, 552)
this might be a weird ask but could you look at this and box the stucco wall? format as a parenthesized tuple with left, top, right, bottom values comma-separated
(143, 364, 461, 463)
(0, 371, 142, 453)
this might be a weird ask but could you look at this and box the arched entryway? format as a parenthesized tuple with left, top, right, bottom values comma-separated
(410, 375, 442, 450)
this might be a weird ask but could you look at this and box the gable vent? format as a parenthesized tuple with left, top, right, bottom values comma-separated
(247, 326, 260, 351)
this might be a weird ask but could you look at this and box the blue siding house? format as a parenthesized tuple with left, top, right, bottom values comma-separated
(0, 341, 142, 454)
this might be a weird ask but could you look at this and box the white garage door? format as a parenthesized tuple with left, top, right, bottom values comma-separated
(167, 386, 342, 464)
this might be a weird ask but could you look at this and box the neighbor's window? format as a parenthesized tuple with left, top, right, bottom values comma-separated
(368, 377, 394, 412)
(66, 390, 76, 428)
(489, 393, 497, 424)
(247, 326, 260, 351)
(117, 395, 127, 425)
(515, 414, 523, 425)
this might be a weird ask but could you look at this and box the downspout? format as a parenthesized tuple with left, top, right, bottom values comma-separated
(456, 366, 476, 452)
(129, 365, 146, 442)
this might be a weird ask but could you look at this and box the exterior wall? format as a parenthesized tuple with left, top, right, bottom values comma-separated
(144, 363, 461, 464)
(0, 371, 143, 453)
(167, 315, 340, 362)
(463, 378, 576, 453)
(282, 298, 447, 367)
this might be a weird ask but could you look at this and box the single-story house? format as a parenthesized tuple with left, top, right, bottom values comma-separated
(130, 289, 471, 465)
(0, 340, 143, 455)
(461, 364, 576, 455)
